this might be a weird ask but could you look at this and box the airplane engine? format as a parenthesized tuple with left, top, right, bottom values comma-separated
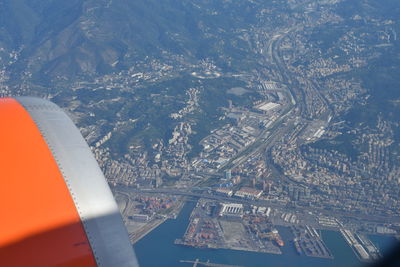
(0, 97, 139, 267)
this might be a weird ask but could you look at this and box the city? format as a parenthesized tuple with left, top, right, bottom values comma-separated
(0, 0, 399, 265)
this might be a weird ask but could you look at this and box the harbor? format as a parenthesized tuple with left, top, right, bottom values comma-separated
(135, 201, 397, 267)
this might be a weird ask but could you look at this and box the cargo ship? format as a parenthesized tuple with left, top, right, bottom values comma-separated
(271, 229, 285, 247)
(293, 239, 302, 254)
(275, 238, 285, 247)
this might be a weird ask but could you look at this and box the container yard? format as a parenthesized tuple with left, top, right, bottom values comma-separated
(176, 199, 283, 255)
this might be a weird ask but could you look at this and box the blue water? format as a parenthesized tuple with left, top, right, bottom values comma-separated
(134, 202, 396, 267)
(369, 234, 398, 257)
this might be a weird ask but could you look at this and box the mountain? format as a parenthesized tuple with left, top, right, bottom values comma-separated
(0, 0, 263, 82)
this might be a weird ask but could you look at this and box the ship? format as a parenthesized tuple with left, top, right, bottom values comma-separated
(271, 229, 285, 247)
(293, 238, 302, 254)
(275, 238, 285, 247)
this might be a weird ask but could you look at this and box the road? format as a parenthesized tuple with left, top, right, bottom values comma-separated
(113, 185, 400, 224)
(220, 27, 302, 171)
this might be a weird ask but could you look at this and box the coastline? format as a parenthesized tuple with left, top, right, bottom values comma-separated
(129, 199, 186, 244)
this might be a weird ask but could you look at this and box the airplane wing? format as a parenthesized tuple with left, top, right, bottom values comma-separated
(0, 97, 139, 267)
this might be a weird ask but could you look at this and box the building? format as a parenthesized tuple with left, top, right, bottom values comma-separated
(232, 175, 241, 184)
(215, 188, 233, 197)
(263, 180, 273, 192)
(235, 187, 263, 199)
(225, 170, 232, 180)
(128, 214, 150, 222)
(219, 203, 244, 217)
(255, 102, 281, 112)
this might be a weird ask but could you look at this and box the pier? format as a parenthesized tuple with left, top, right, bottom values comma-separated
(291, 225, 333, 259)
(339, 228, 381, 261)
(180, 259, 245, 267)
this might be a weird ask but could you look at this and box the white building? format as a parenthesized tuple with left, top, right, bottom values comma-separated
(219, 203, 244, 217)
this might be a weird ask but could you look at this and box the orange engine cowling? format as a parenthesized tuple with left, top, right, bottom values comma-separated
(0, 97, 139, 267)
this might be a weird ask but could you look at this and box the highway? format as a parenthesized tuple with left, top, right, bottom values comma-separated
(113, 185, 400, 224)
(220, 27, 302, 171)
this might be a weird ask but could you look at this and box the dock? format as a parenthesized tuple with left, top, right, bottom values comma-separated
(128, 217, 167, 244)
(291, 225, 333, 259)
(339, 228, 381, 261)
(180, 259, 245, 267)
